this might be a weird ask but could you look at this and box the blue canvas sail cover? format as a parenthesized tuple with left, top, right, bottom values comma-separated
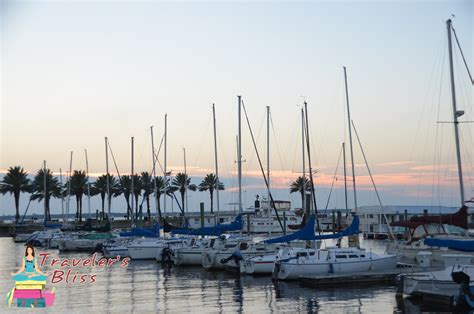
(119, 223, 161, 238)
(264, 215, 359, 243)
(171, 214, 243, 236)
(310, 215, 360, 240)
(264, 214, 317, 243)
(424, 237, 474, 252)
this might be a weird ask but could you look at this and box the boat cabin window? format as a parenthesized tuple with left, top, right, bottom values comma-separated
(348, 254, 359, 258)
(360, 255, 365, 258)
(335, 255, 348, 259)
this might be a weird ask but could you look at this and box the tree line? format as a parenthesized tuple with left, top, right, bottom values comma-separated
(0, 166, 226, 223)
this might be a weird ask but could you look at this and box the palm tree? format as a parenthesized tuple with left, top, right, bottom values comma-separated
(131, 174, 142, 219)
(290, 176, 312, 210)
(91, 174, 117, 220)
(154, 176, 176, 221)
(198, 173, 224, 214)
(171, 173, 196, 213)
(115, 175, 132, 219)
(67, 170, 88, 222)
(140, 172, 153, 220)
(1, 166, 31, 222)
(31, 168, 61, 221)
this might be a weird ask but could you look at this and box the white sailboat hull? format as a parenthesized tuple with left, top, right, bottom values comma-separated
(277, 255, 399, 280)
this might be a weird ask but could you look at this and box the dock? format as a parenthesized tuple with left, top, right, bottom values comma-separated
(299, 270, 402, 287)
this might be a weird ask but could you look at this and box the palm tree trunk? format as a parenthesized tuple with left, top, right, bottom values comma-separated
(135, 194, 139, 220)
(180, 192, 185, 215)
(300, 190, 304, 211)
(125, 194, 130, 220)
(146, 195, 151, 219)
(46, 195, 51, 221)
(101, 193, 105, 220)
(210, 190, 214, 214)
(79, 196, 82, 222)
(76, 196, 80, 220)
(14, 191, 20, 222)
(156, 194, 162, 222)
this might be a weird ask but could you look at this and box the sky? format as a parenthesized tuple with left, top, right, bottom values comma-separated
(0, 0, 473, 217)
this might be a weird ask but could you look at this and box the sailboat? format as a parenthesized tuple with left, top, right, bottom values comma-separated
(388, 18, 473, 262)
(274, 70, 401, 279)
(396, 19, 474, 301)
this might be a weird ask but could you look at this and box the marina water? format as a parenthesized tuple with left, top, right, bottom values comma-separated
(0, 237, 442, 312)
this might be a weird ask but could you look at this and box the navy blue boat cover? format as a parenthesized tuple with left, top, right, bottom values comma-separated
(264, 215, 360, 243)
(119, 224, 161, 237)
(171, 214, 243, 236)
(424, 236, 474, 252)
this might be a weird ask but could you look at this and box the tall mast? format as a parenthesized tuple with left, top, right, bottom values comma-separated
(212, 104, 220, 221)
(131, 136, 135, 225)
(301, 108, 306, 212)
(343, 67, 358, 213)
(66, 152, 73, 223)
(151, 126, 159, 221)
(183, 147, 187, 214)
(447, 19, 465, 205)
(303, 101, 322, 235)
(237, 96, 242, 214)
(164, 114, 168, 214)
(43, 160, 47, 222)
(344, 66, 359, 247)
(343, 142, 348, 212)
(105, 137, 111, 220)
(85, 149, 91, 219)
(67, 152, 73, 223)
(60, 168, 65, 224)
(266, 105, 271, 236)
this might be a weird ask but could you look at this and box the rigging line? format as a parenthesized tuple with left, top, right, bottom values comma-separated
(404, 32, 446, 185)
(323, 143, 343, 213)
(107, 141, 131, 212)
(192, 114, 212, 167)
(304, 102, 321, 233)
(351, 120, 395, 241)
(452, 27, 474, 85)
(241, 100, 285, 233)
(269, 111, 287, 174)
(431, 48, 447, 206)
(290, 110, 301, 175)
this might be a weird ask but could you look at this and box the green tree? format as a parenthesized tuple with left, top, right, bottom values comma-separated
(140, 172, 153, 220)
(31, 168, 61, 221)
(0, 166, 31, 222)
(171, 173, 196, 213)
(115, 175, 132, 219)
(154, 176, 176, 221)
(198, 173, 224, 214)
(91, 174, 118, 220)
(289, 176, 312, 210)
(67, 170, 88, 222)
(131, 174, 142, 220)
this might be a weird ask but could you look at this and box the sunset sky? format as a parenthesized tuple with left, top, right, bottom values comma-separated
(1, 0, 472, 216)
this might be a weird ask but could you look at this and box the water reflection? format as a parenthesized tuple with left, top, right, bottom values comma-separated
(0, 238, 423, 313)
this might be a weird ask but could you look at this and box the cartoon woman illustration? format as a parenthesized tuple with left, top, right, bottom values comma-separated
(11, 245, 47, 282)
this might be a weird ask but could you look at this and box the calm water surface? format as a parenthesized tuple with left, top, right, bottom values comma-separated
(0, 237, 447, 313)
